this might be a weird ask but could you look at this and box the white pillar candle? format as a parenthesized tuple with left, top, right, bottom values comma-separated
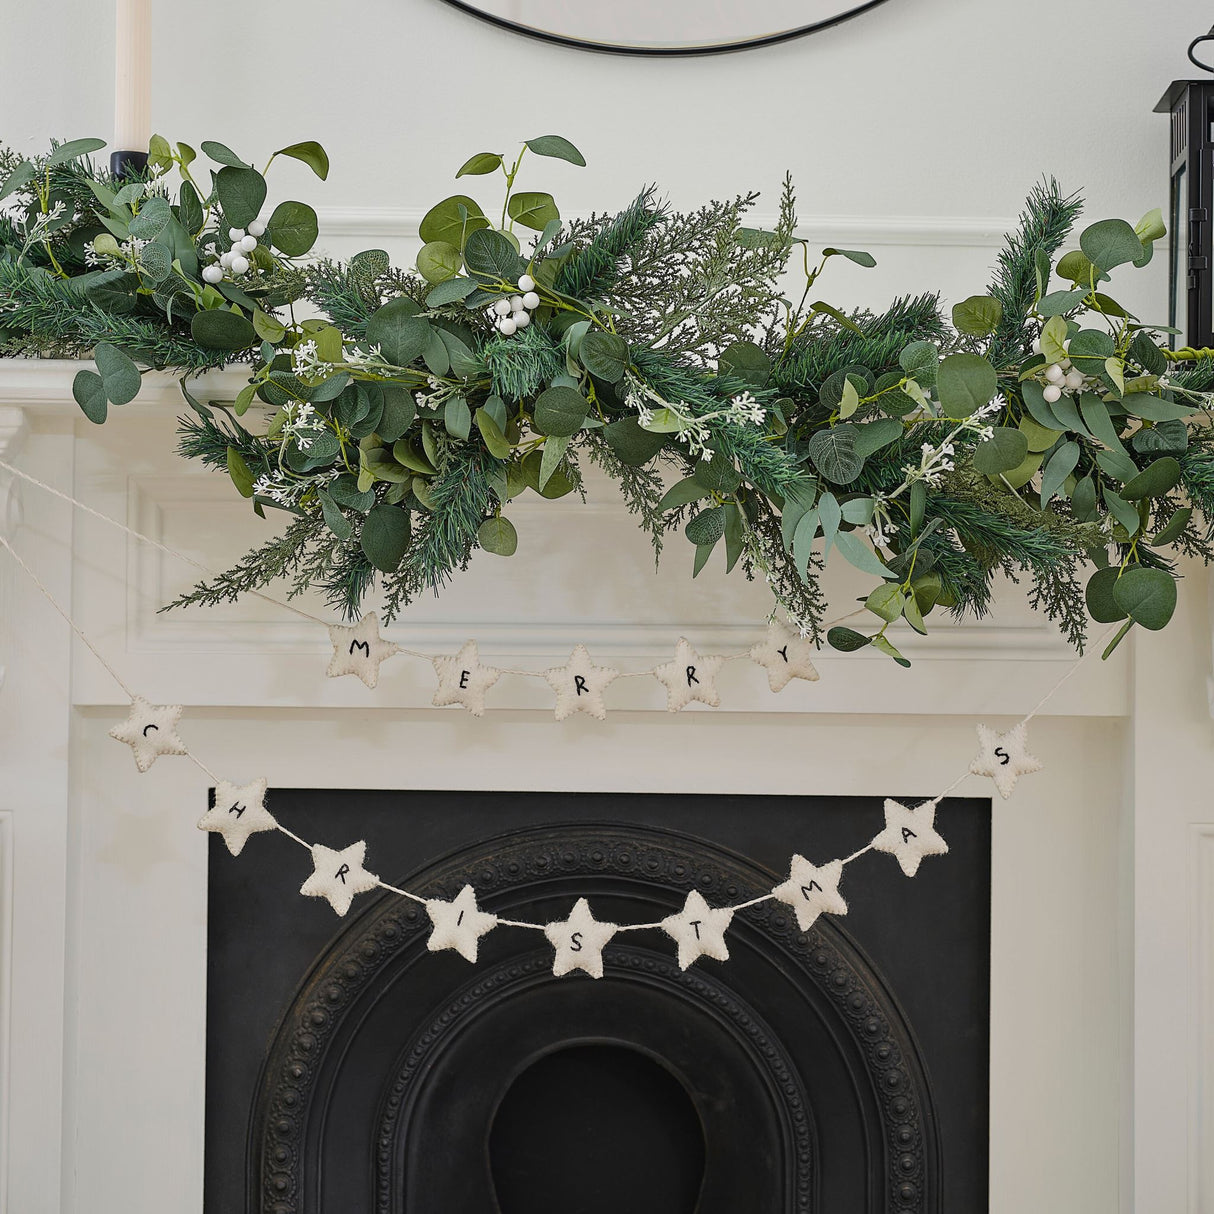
(113, 0, 151, 152)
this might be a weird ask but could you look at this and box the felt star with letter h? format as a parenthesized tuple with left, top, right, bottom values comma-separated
(432, 640, 501, 716)
(969, 722, 1042, 799)
(544, 897, 618, 979)
(543, 644, 619, 721)
(109, 696, 187, 772)
(326, 612, 399, 688)
(660, 889, 734, 970)
(749, 619, 820, 692)
(772, 856, 848, 931)
(425, 884, 498, 963)
(300, 840, 379, 916)
(653, 637, 724, 712)
(198, 777, 277, 856)
(873, 799, 949, 877)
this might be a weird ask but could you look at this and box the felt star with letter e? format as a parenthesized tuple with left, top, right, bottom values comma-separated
(425, 884, 498, 963)
(109, 696, 187, 772)
(653, 637, 724, 712)
(873, 799, 949, 877)
(197, 777, 276, 856)
(660, 889, 734, 970)
(969, 722, 1042, 799)
(749, 619, 820, 692)
(432, 640, 501, 716)
(543, 644, 619, 721)
(300, 840, 379, 916)
(772, 856, 848, 931)
(544, 897, 618, 979)
(326, 612, 399, 688)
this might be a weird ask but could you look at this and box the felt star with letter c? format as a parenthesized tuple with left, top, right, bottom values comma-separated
(653, 637, 724, 712)
(197, 777, 277, 856)
(872, 799, 949, 877)
(432, 640, 501, 716)
(425, 883, 498, 962)
(300, 840, 379, 916)
(749, 619, 820, 692)
(544, 897, 618, 979)
(109, 696, 187, 772)
(772, 855, 848, 931)
(660, 889, 734, 969)
(969, 722, 1042, 799)
(543, 644, 619, 721)
(326, 612, 399, 688)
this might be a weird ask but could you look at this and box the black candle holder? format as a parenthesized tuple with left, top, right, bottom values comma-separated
(109, 149, 149, 179)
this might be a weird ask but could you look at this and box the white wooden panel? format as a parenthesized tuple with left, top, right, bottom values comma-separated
(1193, 827, 1214, 1214)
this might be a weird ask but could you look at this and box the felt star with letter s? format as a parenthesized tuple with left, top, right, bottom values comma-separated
(660, 889, 733, 970)
(749, 619, 820, 692)
(326, 612, 399, 688)
(109, 696, 187, 772)
(872, 799, 949, 877)
(653, 637, 724, 712)
(197, 777, 277, 856)
(544, 897, 618, 979)
(432, 640, 501, 716)
(300, 840, 379, 916)
(772, 856, 848, 931)
(543, 644, 619, 721)
(969, 722, 1042, 799)
(425, 884, 498, 963)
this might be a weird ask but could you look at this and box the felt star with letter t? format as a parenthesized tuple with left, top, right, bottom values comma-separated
(772, 856, 848, 931)
(432, 641, 501, 716)
(544, 897, 618, 979)
(197, 777, 277, 856)
(543, 644, 619, 721)
(300, 840, 379, 916)
(660, 889, 734, 969)
(326, 612, 399, 688)
(749, 619, 820, 692)
(425, 883, 498, 963)
(653, 637, 724, 712)
(969, 722, 1042, 799)
(872, 799, 949, 877)
(108, 696, 187, 772)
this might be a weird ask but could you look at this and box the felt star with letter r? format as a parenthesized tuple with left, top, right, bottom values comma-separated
(772, 856, 848, 931)
(300, 840, 379, 916)
(543, 644, 619, 721)
(660, 889, 734, 970)
(425, 883, 498, 963)
(969, 722, 1042, 799)
(653, 637, 724, 712)
(544, 897, 618, 979)
(109, 696, 187, 772)
(749, 619, 820, 692)
(198, 777, 277, 856)
(326, 612, 399, 688)
(872, 799, 949, 877)
(432, 640, 501, 716)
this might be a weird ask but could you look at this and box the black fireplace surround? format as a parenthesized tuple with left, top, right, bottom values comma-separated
(204, 790, 990, 1214)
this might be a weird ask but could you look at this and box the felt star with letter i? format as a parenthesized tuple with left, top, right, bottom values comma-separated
(326, 612, 399, 689)
(749, 619, 820, 692)
(432, 640, 501, 716)
(543, 644, 619, 721)
(660, 889, 734, 970)
(873, 799, 949, 877)
(969, 722, 1042, 799)
(300, 840, 379, 916)
(653, 637, 724, 712)
(425, 883, 498, 962)
(198, 777, 277, 856)
(109, 696, 187, 772)
(772, 856, 848, 931)
(544, 897, 618, 979)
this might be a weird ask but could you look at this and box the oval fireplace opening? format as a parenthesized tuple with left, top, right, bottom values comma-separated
(488, 1042, 707, 1214)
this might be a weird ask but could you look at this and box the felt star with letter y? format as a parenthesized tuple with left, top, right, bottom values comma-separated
(432, 641, 501, 716)
(544, 898, 618, 979)
(872, 799, 949, 877)
(300, 840, 379, 916)
(749, 619, 820, 692)
(197, 777, 277, 856)
(543, 644, 619, 721)
(425, 883, 498, 962)
(109, 696, 187, 772)
(653, 637, 724, 712)
(772, 856, 848, 931)
(661, 889, 734, 969)
(326, 612, 399, 688)
(969, 722, 1042, 799)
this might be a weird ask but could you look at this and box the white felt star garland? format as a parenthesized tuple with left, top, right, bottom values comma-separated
(544, 897, 619, 978)
(970, 722, 1042, 799)
(425, 884, 498, 962)
(326, 612, 400, 688)
(773, 855, 848, 930)
(660, 890, 734, 969)
(749, 620, 820, 692)
(300, 840, 380, 916)
(432, 640, 501, 716)
(198, 777, 277, 856)
(872, 799, 950, 877)
(543, 644, 619, 721)
(653, 637, 725, 712)
(109, 696, 188, 772)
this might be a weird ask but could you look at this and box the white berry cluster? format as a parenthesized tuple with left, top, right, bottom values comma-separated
(201, 218, 267, 284)
(489, 274, 541, 336)
(1031, 335, 1089, 403)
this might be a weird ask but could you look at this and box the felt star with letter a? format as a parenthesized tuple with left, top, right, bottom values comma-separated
(660, 889, 734, 970)
(432, 640, 501, 716)
(969, 722, 1042, 799)
(326, 612, 399, 688)
(300, 840, 379, 916)
(543, 644, 619, 721)
(772, 856, 848, 931)
(653, 637, 724, 712)
(749, 619, 820, 692)
(198, 777, 277, 856)
(109, 696, 187, 772)
(544, 897, 618, 979)
(425, 883, 498, 963)
(872, 799, 949, 877)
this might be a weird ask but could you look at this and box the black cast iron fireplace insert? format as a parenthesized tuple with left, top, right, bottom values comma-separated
(204, 790, 990, 1214)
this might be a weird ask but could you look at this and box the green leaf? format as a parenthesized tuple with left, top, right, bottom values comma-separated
(853, 417, 903, 458)
(521, 449, 576, 498)
(191, 308, 256, 351)
(1151, 506, 1192, 546)
(329, 474, 375, 512)
(534, 434, 567, 489)
(462, 227, 522, 282)
(524, 135, 586, 166)
(252, 308, 287, 343)
(808, 424, 863, 484)
(870, 633, 911, 668)
(127, 195, 171, 240)
(178, 180, 203, 235)
(366, 298, 429, 366)
(693, 451, 741, 494)
(823, 246, 877, 268)
(1095, 446, 1141, 484)
(838, 377, 861, 419)
(951, 294, 1003, 337)
(226, 446, 255, 498)
(834, 529, 894, 577)
(972, 427, 1029, 474)
(1129, 330, 1168, 377)
(909, 479, 926, 536)
(426, 277, 480, 308)
(94, 341, 141, 405)
(215, 167, 267, 229)
(0, 160, 36, 201)
(317, 488, 352, 540)
(1071, 474, 1098, 521)
(1122, 393, 1196, 422)
(1067, 328, 1115, 376)
(1040, 440, 1080, 508)
(936, 353, 997, 417)
(443, 395, 472, 441)
(201, 141, 250, 169)
(478, 515, 518, 556)
(418, 195, 490, 248)
(46, 137, 106, 167)
(532, 385, 588, 437)
(792, 507, 820, 580)
(475, 406, 512, 459)
(416, 240, 462, 284)
(865, 582, 904, 622)
(1104, 488, 1141, 537)
(1077, 395, 1129, 456)
(1136, 207, 1166, 245)
(273, 140, 329, 180)
(378, 385, 416, 442)
(1040, 314, 1069, 365)
(1112, 565, 1176, 630)
(899, 341, 938, 387)
(603, 416, 665, 466)
(1019, 415, 1062, 452)
(72, 369, 108, 424)
(456, 152, 503, 177)
(686, 506, 726, 546)
(1080, 218, 1144, 272)
(713, 340, 771, 389)
(810, 300, 863, 334)
(1120, 456, 1182, 500)
(1085, 567, 1128, 624)
(1036, 289, 1089, 317)
(1057, 249, 1097, 283)
(135, 240, 170, 282)
(360, 503, 411, 572)
(579, 331, 629, 383)
(828, 626, 871, 652)
(507, 191, 560, 231)
(266, 200, 318, 256)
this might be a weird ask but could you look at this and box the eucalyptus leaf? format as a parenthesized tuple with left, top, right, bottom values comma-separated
(266, 200, 318, 257)
(273, 140, 329, 179)
(579, 331, 629, 383)
(524, 135, 587, 166)
(951, 294, 1003, 337)
(936, 353, 997, 417)
(532, 385, 588, 436)
(808, 424, 863, 484)
(1112, 565, 1176, 630)
(360, 503, 411, 572)
(215, 166, 267, 229)
(191, 308, 256, 351)
(478, 516, 518, 556)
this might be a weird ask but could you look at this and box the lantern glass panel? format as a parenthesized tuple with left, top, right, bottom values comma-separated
(1171, 163, 1188, 343)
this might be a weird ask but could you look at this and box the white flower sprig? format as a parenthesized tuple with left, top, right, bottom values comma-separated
(624, 373, 766, 457)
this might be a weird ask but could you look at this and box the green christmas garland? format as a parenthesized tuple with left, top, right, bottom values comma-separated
(3, 132, 1213, 663)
